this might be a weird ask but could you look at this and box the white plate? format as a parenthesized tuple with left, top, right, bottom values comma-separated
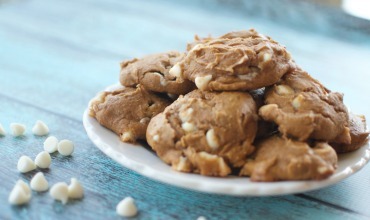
(83, 85, 370, 196)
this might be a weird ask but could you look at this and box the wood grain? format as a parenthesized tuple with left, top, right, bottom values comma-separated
(1, 0, 370, 219)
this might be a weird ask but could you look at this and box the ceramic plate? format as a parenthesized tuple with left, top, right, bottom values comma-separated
(83, 84, 370, 196)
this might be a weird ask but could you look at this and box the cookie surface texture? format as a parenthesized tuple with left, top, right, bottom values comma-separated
(240, 136, 338, 181)
(146, 90, 258, 176)
(259, 69, 350, 144)
(89, 86, 171, 142)
(178, 29, 294, 91)
(120, 51, 195, 95)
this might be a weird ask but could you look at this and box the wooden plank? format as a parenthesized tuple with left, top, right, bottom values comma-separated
(0, 96, 367, 219)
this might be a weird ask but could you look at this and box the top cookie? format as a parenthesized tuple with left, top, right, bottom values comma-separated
(171, 29, 294, 91)
(259, 69, 351, 144)
(120, 51, 195, 95)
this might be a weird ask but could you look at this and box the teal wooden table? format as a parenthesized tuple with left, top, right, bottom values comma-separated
(1, 0, 370, 219)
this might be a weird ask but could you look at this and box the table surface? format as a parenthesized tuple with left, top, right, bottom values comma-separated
(1, 0, 370, 219)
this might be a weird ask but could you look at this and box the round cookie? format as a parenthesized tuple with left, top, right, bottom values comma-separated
(120, 51, 195, 95)
(146, 90, 258, 177)
(259, 69, 351, 144)
(89, 86, 171, 143)
(172, 29, 294, 91)
(331, 113, 369, 153)
(240, 136, 338, 181)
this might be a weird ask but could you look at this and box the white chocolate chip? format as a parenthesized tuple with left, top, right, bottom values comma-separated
(43, 136, 59, 153)
(276, 85, 294, 95)
(116, 197, 138, 217)
(195, 75, 212, 90)
(263, 53, 272, 62)
(206, 129, 219, 150)
(197, 216, 207, 220)
(10, 123, 26, 137)
(68, 178, 84, 199)
(153, 72, 168, 86)
(169, 63, 182, 78)
(198, 152, 229, 174)
(0, 123, 6, 136)
(50, 182, 69, 204)
(35, 151, 51, 169)
(139, 117, 150, 124)
(237, 72, 258, 80)
(181, 122, 196, 133)
(17, 156, 36, 173)
(121, 132, 134, 142)
(318, 166, 329, 174)
(32, 120, 49, 136)
(292, 95, 304, 110)
(153, 135, 159, 142)
(179, 108, 194, 122)
(173, 156, 188, 171)
(57, 140, 74, 156)
(8, 180, 31, 205)
(30, 172, 49, 192)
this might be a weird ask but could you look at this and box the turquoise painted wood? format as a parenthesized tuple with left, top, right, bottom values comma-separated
(1, 0, 370, 219)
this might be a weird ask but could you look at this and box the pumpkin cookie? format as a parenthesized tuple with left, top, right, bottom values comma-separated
(172, 29, 294, 91)
(89, 86, 171, 143)
(240, 136, 338, 181)
(146, 90, 258, 176)
(120, 51, 195, 95)
(259, 69, 351, 144)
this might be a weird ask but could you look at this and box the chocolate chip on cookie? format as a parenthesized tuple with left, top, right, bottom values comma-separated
(174, 29, 294, 91)
(89, 86, 171, 143)
(146, 90, 258, 176)
(120, 51, 195, 95)
(240, 136, 338, 181)
(259, 69, 351, 144)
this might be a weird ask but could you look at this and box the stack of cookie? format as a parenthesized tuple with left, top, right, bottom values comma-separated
(89, 29, 368, 182)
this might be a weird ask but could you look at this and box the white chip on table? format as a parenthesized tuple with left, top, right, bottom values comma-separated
(32, 120, 49, 136)
(17, 155, 36, 173)
(8, 180, 31, 205)
(50, 182, 69, 204)
(35, 151, 51, 169)
(57, 139, 74, 156)
(30, 172, 49, 192)
(68, 178, 84, 199)
(0, 123, 6, 136)
(116, 197, 138, 217)
(10, 123, 26, 137)
(43, 136, 59, 153)
(197, 216, 207, 220)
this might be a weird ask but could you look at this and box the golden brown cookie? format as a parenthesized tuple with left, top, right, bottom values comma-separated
(331, 113, 369, 153)
(172, 29, 294, 91)
(146, 90, 258, 177)
(259, 69, 351, 144)
(120, 51, 195, 95)
(89, 86, 171, 143)
(240, 136, 338, 181)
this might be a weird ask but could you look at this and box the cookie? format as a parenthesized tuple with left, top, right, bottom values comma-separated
(146, 90, 258, 177)
(172, 29, 294, 91)
(89, 86, 171, 143)
(120, 51, 195, 95)
(240, 136, 338, 181)
(331, 113, 369, 153)
(259, 69, 351, 144)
